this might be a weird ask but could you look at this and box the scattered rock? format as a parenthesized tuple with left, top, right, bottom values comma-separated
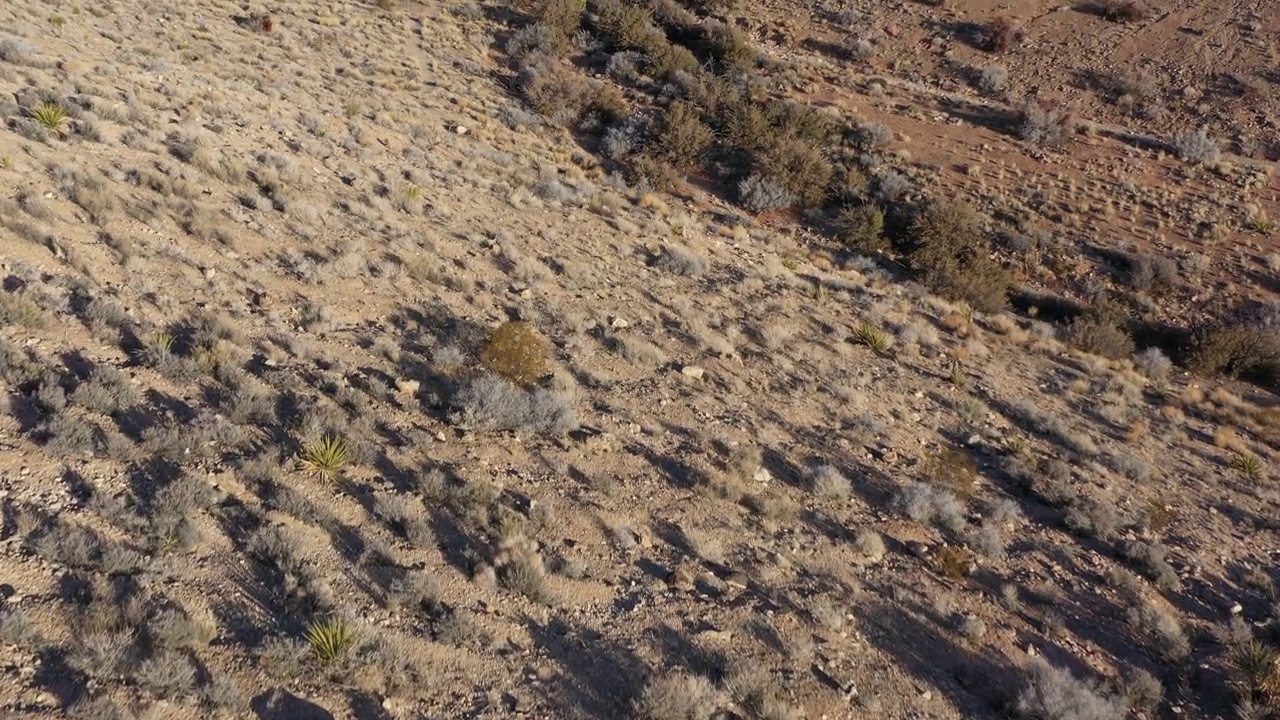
(667, 564, 696, 592)
(680, 365, 705, 380)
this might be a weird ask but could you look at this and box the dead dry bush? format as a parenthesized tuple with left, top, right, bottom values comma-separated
(1064, 297, 1135, 359)
(1186, 305, 1280, 383)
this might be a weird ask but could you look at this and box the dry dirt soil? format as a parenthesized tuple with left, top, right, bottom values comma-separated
(0, 1, 1277, 720)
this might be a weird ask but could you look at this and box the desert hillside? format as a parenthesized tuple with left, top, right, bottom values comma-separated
(0, 1, 1278, 720)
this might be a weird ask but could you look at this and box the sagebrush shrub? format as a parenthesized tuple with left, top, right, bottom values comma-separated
(634, 672, 720, 720)
(1014, 659, 1126, 720)
(1171, 127, 1219, 165)
(1126, 600, 1190, 661)
(655, 244, 708, 276)
(507, 23, 560, 63)
(979, 63, 1009, 94)
(898, 482, 966, 532)
(518, 60, 591, 124)
(479, 320, 550, 387)
(737, 175, 794, 213)
(1133, 346, 1172, 379)
(454, 375, 577, 434)
(1019, 101, 1072, 147)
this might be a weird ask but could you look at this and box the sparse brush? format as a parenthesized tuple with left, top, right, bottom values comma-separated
(0, 609, 44, 649)
(299, 434, 352, 482)
(935, 545, 974, 579)
(634, 671, 721, 720)
(1097, 0, 1147, 22)
(925, 447, 978, 498)
(31, 102, 70, 137)
(853, 324, 891, 353)
(1228, 453, 1264, 480)
(306, 616, 357, 664)
(1015, 659, 1126, 720)
(982, 17, 1020, 53)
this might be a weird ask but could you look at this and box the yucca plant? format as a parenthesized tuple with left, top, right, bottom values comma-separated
(147, 331, 175, 353)
(1229, 640, 1280, 701)
(1250, 214, 1275, 235)
(31, 102, 70, 137)
(853, 323, 891, 353)
(1229, 452, 1264, 480)
(1006, 433, 1029, 459)
(300, 434, 351, 482)
(305, 617, 356, 664)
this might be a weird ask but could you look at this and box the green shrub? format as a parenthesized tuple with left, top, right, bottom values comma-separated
(767, 101, 838, 145)
(751, 136, 832, 209)
(701, 19, 754, 74)
(531, 0, 584, 46)
(907, 201, 1010, 312)
(479, 320, 550, 388)
(723, 100, 776, 152)
(1228, 639, 1280, 707)
(595, 0, 661, 52)
(835, 204, 888, 252)
(519, 61, 591, 123)
(643, 101, 714, 176)
(644, 40, 701, 80)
